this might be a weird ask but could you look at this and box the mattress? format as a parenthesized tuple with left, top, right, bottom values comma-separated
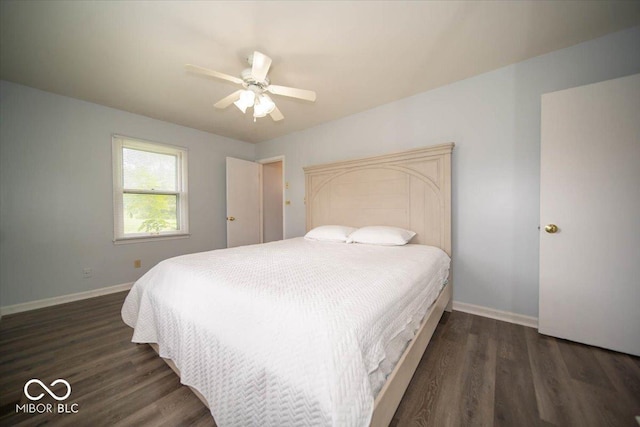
(122, 237, 450, 427)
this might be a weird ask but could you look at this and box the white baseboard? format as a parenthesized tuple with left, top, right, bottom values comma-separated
(0, 285, 538, 329)
(452, 300, 538, 329)
(0, 282, 134, 316)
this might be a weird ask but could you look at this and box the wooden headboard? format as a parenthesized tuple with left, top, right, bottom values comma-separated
(303, 143, 454, 255)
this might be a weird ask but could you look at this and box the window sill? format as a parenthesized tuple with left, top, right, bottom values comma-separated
(113, 234, 191, 245)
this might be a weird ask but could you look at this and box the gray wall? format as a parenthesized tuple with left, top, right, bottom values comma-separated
(0, 81, 255, 307)
(262, 161, 283, 243)
(256, 27, 640, 318)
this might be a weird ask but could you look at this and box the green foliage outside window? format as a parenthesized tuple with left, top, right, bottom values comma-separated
(124, 193, 177, 234)
(123, 151, 178, 234)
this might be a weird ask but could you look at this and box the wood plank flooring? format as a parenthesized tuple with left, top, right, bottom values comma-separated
(1, 292, 638, 426)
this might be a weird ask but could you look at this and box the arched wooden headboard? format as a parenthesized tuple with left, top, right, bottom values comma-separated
(304, 143, 453, 255)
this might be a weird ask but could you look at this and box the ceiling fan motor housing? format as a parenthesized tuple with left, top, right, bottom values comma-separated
(241, 68, 269, 89)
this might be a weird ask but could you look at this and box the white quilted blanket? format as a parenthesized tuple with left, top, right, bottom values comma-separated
(122, 238, 450, 427)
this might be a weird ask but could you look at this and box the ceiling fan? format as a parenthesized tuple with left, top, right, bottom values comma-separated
(186, 51, 316, 122)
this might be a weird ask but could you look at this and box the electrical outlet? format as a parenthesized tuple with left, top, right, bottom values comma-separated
(83, 268, 92, 278)
(134, 260, 141, 268)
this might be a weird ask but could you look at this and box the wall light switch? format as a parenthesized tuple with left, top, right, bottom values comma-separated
(285, 182, 290, 189)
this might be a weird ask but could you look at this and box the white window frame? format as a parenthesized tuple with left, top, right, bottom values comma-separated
(112, 135, 189, 243)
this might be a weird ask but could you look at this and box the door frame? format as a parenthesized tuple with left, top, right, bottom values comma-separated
(258, 155, 286, 242)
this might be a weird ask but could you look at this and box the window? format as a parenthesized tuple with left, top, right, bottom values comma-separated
(112, 135, 188, 242)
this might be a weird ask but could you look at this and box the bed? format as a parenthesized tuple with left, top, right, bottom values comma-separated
(122, 142, 454, 426)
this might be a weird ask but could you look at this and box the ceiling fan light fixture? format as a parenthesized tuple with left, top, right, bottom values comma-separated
(260, 94, 275, 114)
(234, 90, 256, 113)
(253, 94, 276, 118)
(233, 100, 248, 113)
(253, 106, 268, 119)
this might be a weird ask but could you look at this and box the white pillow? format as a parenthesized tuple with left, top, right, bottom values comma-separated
(304, 225, 357, 242)
(347, 226, 416, 246)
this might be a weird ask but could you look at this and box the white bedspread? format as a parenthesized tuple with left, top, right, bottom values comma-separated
(121, 237, 450, 427)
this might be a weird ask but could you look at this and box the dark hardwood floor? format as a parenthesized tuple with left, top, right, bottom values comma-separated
(1, 292, 638, 426)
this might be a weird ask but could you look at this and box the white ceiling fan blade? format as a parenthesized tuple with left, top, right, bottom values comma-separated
(214, 90, 243, 109)
(270, 105, 284, 122)
(251, 51, 272, 82)
(185, 64, 243, 85)
(267, 85, 316, 102)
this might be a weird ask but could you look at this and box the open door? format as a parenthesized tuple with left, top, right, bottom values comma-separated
(226, 157, 261, 248)
(539, 74, 640, 356)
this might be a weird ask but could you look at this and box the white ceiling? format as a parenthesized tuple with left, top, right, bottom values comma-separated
(1, 1, 639, 143)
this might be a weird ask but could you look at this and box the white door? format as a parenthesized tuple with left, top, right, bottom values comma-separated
(539, 73, 640, 356)
(226, 157, 261, 248)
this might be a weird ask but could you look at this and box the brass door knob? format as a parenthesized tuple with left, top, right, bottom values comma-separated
(545, 224, 558, 233)
(227, 216, 235, 221)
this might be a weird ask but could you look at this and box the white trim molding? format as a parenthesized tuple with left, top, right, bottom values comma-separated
(453, 300, 538, 329)
(0, 282, 134, 316)
(0, 285, 539, 329)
